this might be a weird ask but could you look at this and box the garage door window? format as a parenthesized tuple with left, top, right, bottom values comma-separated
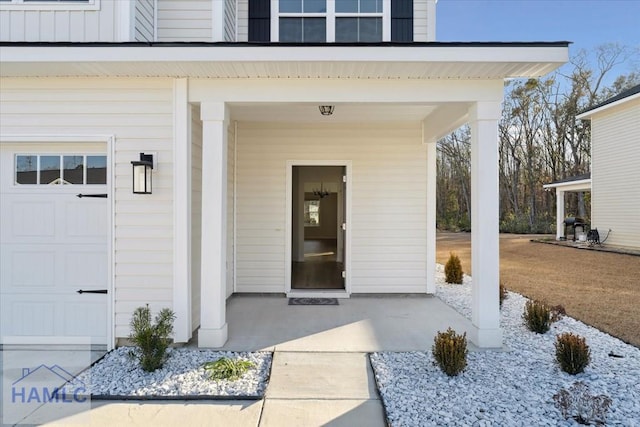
(15, 154, 107, 185)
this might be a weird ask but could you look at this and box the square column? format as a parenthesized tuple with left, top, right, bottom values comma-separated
(425, 140, 437, 294)
(198, 102, 229, 347)
(556, 190, 565, 240)
(469, 101, 503, 348)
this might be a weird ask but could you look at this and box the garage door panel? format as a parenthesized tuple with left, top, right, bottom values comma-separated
(63, 302, 108, 338)
(6, 200, 57, 240)
(64, 249, 108, 289)
(9, 250, 57, 287)
(64, 200, 109, 239)
(4, 301, 56, 336)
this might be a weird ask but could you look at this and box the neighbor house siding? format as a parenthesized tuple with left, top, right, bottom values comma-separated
(590, 99, 640, 249)
(0, 77, 175, 339)
(414, 0, 436, 42)
(225, 0, 237, 41)
(190, 104, 203, 332)
(156, 0, 212, 41)
(135, 0, 155, 42)
(0, 1, 124, 42)
(237, 0, 248, 41)
(236, 122, 427, 293)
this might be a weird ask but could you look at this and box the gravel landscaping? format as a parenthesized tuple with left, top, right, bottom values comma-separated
(370, 265, 640, 426)
(76, 349, 271, 399)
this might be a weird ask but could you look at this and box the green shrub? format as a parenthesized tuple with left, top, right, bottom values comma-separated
(203, 357, 255, 381)
(129, 304, 176, 372)
(555, 333, 591, 375)
(432, 328, 468, 376)
(499, 282, 508, 308)
(523, 300, 552, 334)
(444, 252, 464, 284)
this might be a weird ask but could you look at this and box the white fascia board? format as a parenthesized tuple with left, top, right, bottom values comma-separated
(576, 92, 640, 119)
(0, 45, 568, 65)
(543, 179, 591, 192)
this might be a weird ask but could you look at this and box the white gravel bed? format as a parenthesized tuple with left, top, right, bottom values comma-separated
(371, 265, 640, 426)
(76, 348, 271, 398)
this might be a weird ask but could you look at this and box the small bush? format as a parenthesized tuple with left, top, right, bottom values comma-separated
(129, 304, 176, 372)
(553, 382, 611, 425)
(203, 357, 255, 381)
(499, 282, 508, 308)
(555, 333, 591, 375)
(432, 328, 468, 376)
(523, 300, 552, 334)
(551, 304, 567, 322)
(444, 252, 464, 284)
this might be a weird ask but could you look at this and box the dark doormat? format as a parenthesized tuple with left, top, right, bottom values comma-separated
(288, 297, 339, 306)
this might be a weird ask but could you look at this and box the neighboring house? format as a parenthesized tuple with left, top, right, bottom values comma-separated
(0, 0, 568, 350)
(543, 173, 591, 240)
(576, 84, 640, 249)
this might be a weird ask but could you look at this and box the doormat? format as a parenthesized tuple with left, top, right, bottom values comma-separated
(288, 298, 339, 306)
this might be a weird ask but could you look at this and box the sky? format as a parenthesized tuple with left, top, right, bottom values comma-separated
(437, 0, 640, 78)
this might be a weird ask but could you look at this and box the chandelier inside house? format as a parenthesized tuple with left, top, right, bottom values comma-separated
(313, 182, 330, 198)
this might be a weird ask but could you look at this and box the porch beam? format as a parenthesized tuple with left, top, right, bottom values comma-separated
(469, 101, 503, 348)
(198, 101, 229, 348)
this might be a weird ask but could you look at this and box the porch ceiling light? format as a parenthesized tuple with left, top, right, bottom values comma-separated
(131, 153, 153, 194)
(319, 105, 335, 116)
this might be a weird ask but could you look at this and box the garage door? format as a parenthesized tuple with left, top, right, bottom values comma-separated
(0, 143, 109, 347)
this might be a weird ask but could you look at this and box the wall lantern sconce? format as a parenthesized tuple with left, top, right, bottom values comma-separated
(131, 153, 153, 194)
(319, 105, 335, 116)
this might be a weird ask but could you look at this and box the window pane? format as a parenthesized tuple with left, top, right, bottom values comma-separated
(63, 155, 84, 184)
(336, 0, 358, 13)
(304, 200, 320, 226)
(303, 0, 326, 13)
(87, 155, 107, 184)
(359, 17, 382, 42)
(16, 155, 37, 184)
(280, 0, 301, 13)
(40, 156, 61, 185)
(280, 18, 302, 42)
(303, 17, 326, 42)
(335, 18, 358, 42)
(360, 0, 382, 13)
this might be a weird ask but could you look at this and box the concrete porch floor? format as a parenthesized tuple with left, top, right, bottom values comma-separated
(193, 294, 475, 352)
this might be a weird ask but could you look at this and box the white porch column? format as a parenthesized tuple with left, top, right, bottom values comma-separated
(556, 190, 565, 240)
(198, 102, 229, 347)
(469, 101, 503, 348)
(425, 139, 437, 294)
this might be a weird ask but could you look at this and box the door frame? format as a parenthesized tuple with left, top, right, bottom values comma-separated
(0, 134, 115, 350)
(285, 160, 352, 297)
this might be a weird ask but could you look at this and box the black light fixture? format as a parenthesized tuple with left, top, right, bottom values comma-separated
(319, 105, 335, 116)
(131, 153, 153, 194)
(313, 182, 330, 199)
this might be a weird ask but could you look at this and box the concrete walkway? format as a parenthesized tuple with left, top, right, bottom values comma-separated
(3, 296, 472, 426)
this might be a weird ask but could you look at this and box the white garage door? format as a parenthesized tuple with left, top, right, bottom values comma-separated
(0, 143, 110, 347)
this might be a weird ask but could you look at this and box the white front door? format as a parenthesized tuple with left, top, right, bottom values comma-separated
(0, 143, 110, 347)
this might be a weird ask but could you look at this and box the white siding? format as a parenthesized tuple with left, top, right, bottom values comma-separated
(0, 1, 126, 42)
(225, 0, 237, 41)
(227, 122, 236, 297)
(591, 99, 640, 249)
(156, 0, 212, 42)
(236, 0, 247, 42)
(0, 77, 175, 340)
(135, 0, 155, 42)
(414, 0, 436, 42)
(236, 122, 427, 293)
(191, 105, 203, 331)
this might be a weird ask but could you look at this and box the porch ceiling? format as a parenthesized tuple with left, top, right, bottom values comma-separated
(0, 43, 569, 79)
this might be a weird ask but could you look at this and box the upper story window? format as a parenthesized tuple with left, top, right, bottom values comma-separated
(274, 0, 389, 43)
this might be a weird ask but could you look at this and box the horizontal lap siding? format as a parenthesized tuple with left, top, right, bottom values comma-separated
(0, 78, 174, 339)
(0, 1, 119, 42)
(135, 0, 155, 42)
(236, 122, 427, 293)
(157, 0, 212, 41)
(236, 0, 248, 41)
(591, 101, 640, 249)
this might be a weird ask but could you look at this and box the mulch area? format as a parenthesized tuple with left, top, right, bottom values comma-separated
(436, 232, 640, 348)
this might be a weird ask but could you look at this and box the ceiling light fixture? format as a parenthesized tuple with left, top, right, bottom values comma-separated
(319, 105, 335, 116)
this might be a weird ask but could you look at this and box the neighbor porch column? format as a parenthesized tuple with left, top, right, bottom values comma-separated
(556, 190, 565, 240)
(198, 102, 229, 347)
(469, 101, 503, 348)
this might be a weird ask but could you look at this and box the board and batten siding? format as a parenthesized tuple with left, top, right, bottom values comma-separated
(0, 77, 175, 340)
(236, 122, 428, 293)
(0, 1, 125, 42)
(135, 0, 155, 42)
(591, 100, 640, 249)
(190, 105, 203, 332)
(156, 0, 212, 41)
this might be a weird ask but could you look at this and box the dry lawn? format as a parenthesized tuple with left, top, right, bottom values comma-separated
(437, 232, 640, 348)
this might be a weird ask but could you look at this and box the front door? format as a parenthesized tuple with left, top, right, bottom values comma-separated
(0, 143, 110, 347)
(291, 166, 346, 291)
